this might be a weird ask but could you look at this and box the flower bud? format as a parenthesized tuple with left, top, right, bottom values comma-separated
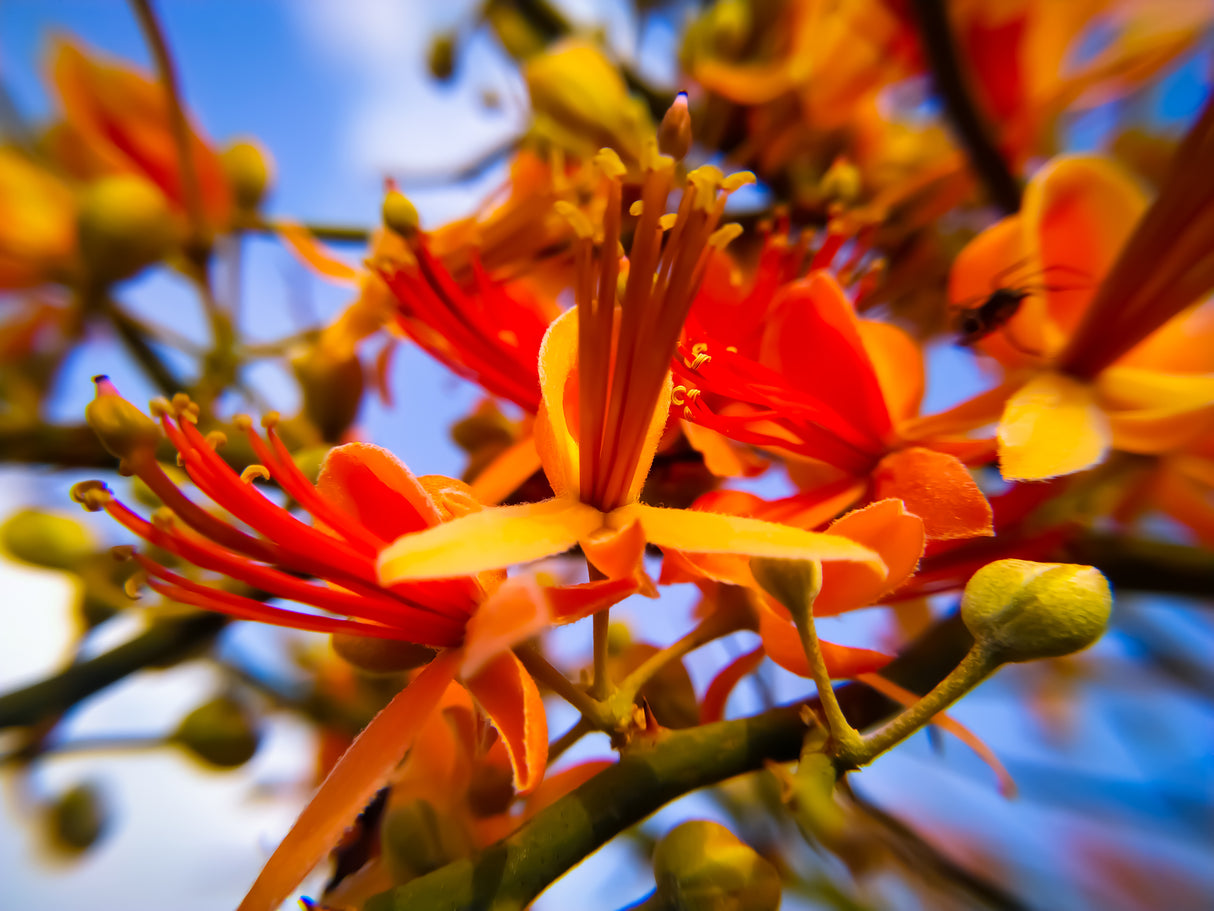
(658, 93, 692, 161)
(292, 347, 365, 442)
(961, 560, 1112, 663)
(427, 32, 456, 81)
(382, 191, 420, 238)
(84, 376, 161, 467)
(48, 782, 108, 852)
(221, 138, 274, 214)
(749, 557, 822, 625)
(77, 174, 177, 285)
(653, 820, 781, 911)
(1, 508, 96, 570)
(381, 797, 472, 884)
(173, 695, 260, 768)
(331, 634, 436, 674)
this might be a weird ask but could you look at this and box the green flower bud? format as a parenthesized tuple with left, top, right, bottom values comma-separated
(427, 32, 456, 81)
(381, 797, 472, 885)
(77, 174, 178, 284)
(221, 138, 274, 213)
(750, 557, 822, 625)
(961, 560, 1112, 663)
(653, 820, 782, 911)
(84, 376, 161, 466)
(291, 348, 365, 442)
(658, 93, 692, 161)
(1, 508, 96, 570)
(331, 634, 436, 674)
(173, 696, 260, 768)
(382, 191, 420, 238)
(49, 782, 108, 852)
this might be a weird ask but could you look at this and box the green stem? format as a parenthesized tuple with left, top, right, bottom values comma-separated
(843, 645, 999, 766)
(514, 644, 609, 728)
(129, 0, 206, 250)
(907, 0, 1021, 214)
(787, 595, 865, 760)
(610, 610, 742, 713)
(365, 704, 810, 911)
(364, 613, 979, 911)
(249, 218, 371, 246)
(0, 614, 227, 730)
(103, 298, 186, 395)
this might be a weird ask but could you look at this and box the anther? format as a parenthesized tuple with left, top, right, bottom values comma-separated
(71, 480, 114, 512)
(205, 431, 228, 450)
(241, 465, 272, 484)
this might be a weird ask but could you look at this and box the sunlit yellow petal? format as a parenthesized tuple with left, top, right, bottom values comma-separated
(998, 371, 1110, 480)
(378, 497, 602, 582)
(622, 503, 886, 576)
(536, 308, 580, 498)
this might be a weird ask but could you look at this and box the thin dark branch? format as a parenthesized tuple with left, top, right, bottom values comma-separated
(908, 0, 1022, 214)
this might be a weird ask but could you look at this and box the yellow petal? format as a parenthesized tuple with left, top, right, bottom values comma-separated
(622, 503, 886, 576)
(378, 497, 603, 582)
(535, 308, 581, 499)
(236, 650, 459, 911)
(998, 371, 1110, 480)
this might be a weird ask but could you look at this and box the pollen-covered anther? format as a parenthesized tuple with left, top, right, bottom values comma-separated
(111, 544, 136, 562)
(708, 223, 743, 250)
(205, 431, 228, 450)
(684, 342, 711, 371)
(149, 397, 173, 419)
(71, 480, 114, 512)
(593, 148, 626, 180)
(171, 393, 200, 423)
(232, 414, 253, 432)
(241, 465, 272, 484)
(671, 385, 701, 419)
(150, 508, 178, 531)
(260, 411, 281, 430)
(554, 201, 595, 240)
(123, 570, 147, 600)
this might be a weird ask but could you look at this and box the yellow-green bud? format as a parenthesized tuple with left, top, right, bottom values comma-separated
(49, 782, 108, 852)
(750, 557, 822, 625)
(221, 138, 274, 213)
(1, 508, 96, 570)
(383, 191, 420, 237)
(819, 156, 862, 206)
(84, 376, 161, 464)
(653, 820, 781, 911)
(331, 634, 436, 674)
(173, 696, 260, 768)
(77, 174, 177, 284)
(658, 93, 692, 161)
(381, 798, 471, 884)
(427, 32, 456, 81)
(291, 348, 365, 442)
(961, 560, 1112, 663)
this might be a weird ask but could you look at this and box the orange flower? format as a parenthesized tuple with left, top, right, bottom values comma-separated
(46, 37, 231, 231)
(940, 103, 1214, 480)
(378, 150, 888, 591)
(75, 378, 634, 911)
(676, 231, 994, 541)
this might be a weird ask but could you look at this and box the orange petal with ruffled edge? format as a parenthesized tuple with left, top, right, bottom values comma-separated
(814, 499, 924, 616)
(858, 319, 924, 424)
(760, 272, 893, 444)
(461, 575, 552, 678)
(1025, 156, 1146, 339)
(236, 649, 459, 911)
(998, 372, 1110, 480)
(378, 497, 602, 582)
(756, 607, 891, 678)
(464, 651, 548, 794)
(873, 448, 993, 541)
(318, 443, 444, 539)
(545, 577, 639, 624)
